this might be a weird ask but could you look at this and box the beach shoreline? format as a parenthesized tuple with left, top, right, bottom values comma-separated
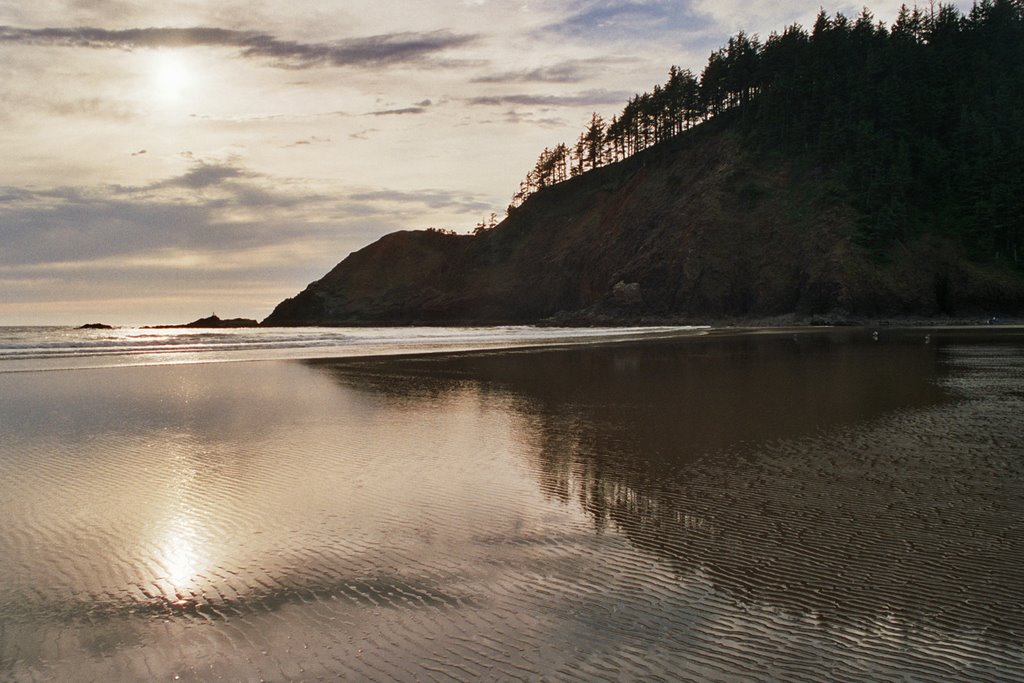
(4, 322, 1024, 375)
(1, 325, 1023, 681)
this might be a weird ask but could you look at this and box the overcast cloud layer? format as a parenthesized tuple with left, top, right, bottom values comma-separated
(0, 0, 973, 324)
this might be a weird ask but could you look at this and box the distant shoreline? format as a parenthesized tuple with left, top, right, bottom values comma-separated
(52, 313, 1024, 330)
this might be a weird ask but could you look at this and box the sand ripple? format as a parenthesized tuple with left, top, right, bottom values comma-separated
(0, 330, 1022, 681)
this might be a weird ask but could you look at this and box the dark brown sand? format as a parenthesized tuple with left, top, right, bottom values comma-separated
(1, 327, 1022, 681)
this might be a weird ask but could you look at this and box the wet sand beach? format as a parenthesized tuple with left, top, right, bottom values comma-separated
(1, 327, 1022, 681)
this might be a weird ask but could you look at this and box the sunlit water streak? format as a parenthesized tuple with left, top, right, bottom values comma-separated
(0, 325, 703, 372)
(0, 327, 1022, 681)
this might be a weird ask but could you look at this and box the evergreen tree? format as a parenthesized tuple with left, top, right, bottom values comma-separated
(504, 0, 1024, 266)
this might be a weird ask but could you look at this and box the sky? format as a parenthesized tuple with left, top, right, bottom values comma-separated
(0, 0, 972, 325)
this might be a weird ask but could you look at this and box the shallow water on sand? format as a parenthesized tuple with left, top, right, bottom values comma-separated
(1, 328, 1022, 681)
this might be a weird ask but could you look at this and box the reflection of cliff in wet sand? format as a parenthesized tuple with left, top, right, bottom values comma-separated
(314, 328, 1024, 644)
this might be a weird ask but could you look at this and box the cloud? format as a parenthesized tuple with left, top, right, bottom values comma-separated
(346, 188, 493, 213)
(365, 105, 429, 116)
(46, 96, 136, 120)
(490, 110, 568, 128)
(349, 128, 379, 140)
(112, 160, 313, 211)
(5, 242, 332, 275)
(189, 110, 352, 124)
(285, 136, 331, 148)
(0, 187, 34, 203)
(471, 60, 597, 84)
(0, 160, 496, 276)
(151, 161, 248, 190)
(363, 99, 435, 116)
(0, 25, 477, 69)
(465, 89, 631, 108)
(0, 185, 221, 266)
(0, 161, 289, 267)
(542, 0, 711, 40)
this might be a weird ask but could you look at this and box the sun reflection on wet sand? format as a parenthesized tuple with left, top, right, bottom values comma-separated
(157, 521, 202, 599)
(140, 399, 214, 606)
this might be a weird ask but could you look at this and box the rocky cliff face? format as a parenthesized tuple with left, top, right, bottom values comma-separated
(263, 127, 1024, 326)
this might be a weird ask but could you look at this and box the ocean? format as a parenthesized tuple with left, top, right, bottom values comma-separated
(0, 324, 702, 372)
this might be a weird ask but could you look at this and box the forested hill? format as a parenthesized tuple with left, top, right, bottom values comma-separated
(263, 2, 1024, 326)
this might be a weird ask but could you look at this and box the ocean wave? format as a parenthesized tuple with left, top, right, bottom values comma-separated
(0, 325, 704, 372)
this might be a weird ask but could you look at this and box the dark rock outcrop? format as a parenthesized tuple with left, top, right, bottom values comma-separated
(148, 315, 259, 329)
(264, 128, 1024, 326)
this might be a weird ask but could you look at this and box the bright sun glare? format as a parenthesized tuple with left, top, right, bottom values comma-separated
(152, 51, 192, 101)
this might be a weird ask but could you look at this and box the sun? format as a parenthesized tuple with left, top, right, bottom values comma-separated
(151, 51, 192, 102)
